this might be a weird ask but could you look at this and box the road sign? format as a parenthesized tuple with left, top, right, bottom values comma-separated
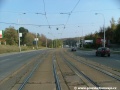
(0, 30, 3, 38)
(34, 38, 38, 41)
(19, 33, 22, 37)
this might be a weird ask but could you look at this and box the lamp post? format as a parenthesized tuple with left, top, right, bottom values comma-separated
(95, 13, 105, 47)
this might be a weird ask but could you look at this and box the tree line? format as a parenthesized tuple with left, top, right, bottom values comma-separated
(61, 17, 120, 48)
(0, 26, 63, 48)
(0, 26, 53, 48)
(84, 17, 120, 48)
(1, 17, 120, 49)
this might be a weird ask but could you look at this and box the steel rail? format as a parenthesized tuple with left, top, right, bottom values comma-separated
(60, 53, 101, 89)
(64, 51, 120, 82)
(52, 56, 61, 90)
(18, 60, 43, 90)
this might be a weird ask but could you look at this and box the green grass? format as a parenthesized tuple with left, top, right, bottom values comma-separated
(0, 45, 35, 54)
(0, 45, 19, 54)
(0, 45, 48, 54)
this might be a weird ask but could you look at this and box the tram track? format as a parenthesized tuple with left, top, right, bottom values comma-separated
(60, 49, 120, 89)
(64, 49, 120, 82)
(55, 51, 88, 90)
(53, 56, 61, 90)
(1, 49, 120, 90)
(11, 50, 64, 90)
(60, 52, 101, 89)
(18, 58, 43, 90)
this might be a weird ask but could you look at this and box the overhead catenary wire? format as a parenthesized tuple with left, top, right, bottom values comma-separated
(0, 21, 64, 27)
(71, 0, 81, 13)
(61, 0, 81, 36)
(42, 0, 51, 29)
(62, 0, 81, 28)
(0, 8, 118, 15)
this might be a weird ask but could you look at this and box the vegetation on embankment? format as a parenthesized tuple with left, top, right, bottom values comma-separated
(0, 45, 34, 54)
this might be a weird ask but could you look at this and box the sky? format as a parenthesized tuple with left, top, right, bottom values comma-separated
(0, 0, 120, 39)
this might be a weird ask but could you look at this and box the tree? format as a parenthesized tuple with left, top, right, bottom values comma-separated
(110, 17, 116, 30)
(46, 39, 52, 48)
(40, 34, 47, 47)
(105, 26, 115, 43)
(118, 18, 120, 24)
(19, 27, 29, 45)
(24, 32, 34, 46)
(4, 26, 18, 45)
(98, 27, 104, 38)
(115, 24, 120, 44)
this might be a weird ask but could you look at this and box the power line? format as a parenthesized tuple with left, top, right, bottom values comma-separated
(0, 8, 118, 16)
(61, 0, 81, 28)
(0, 21, 64, 27)
(71, 0, 81, 13)
(0, 11, 45, 15)
(60, 0, 81, 36)
(43, 0, 46, 13)
(42, 0, 51, 29)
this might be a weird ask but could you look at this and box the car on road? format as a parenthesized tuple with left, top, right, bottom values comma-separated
(96, 47, 110, 57)
(71, 47, 76, 51)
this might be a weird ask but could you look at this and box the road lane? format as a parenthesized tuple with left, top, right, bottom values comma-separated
(0, 49, 47, 80)
(73, 49, 120, 70)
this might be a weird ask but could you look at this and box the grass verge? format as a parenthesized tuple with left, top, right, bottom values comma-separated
(0, 45, 44, 54)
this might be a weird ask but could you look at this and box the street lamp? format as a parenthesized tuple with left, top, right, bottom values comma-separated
(95, 13, 105, 47)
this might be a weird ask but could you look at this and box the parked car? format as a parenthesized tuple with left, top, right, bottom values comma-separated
(71, 47, 76, 51)
(96, 47, 110, 57)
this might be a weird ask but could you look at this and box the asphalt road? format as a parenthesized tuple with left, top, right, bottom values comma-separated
(73, 49, 120, 71)
(0, 50, 47, 81)
(0, 48, 119, 81)
(1, 49, 120, 90)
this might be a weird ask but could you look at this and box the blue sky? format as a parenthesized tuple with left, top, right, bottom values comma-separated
(0, 0, 120, 39)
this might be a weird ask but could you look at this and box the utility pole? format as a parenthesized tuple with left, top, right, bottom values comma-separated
(18, 19, 21, 52)
(36, 33, 38, 49)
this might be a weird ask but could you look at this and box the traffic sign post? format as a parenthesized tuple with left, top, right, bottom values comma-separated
(34, 38, 38, 49)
